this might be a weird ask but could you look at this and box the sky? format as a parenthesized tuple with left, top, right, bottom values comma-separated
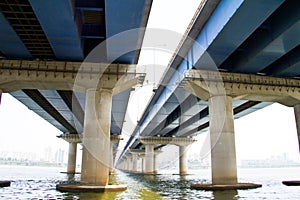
(0, 0, 300, 164)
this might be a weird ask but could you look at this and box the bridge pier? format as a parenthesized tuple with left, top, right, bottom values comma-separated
(0, 89, 2, 105)
(282, 104, 300, 186)
(141, 155, 145, 173)
(80, 88, 112, 185)
(131, 153, 138, 172)
(145, 144, 155, 174)
(209, 95, 237, 184)
(67, 142, 77, 174)
(179, 145, 189, 175)
(56, 134, 81, 174)
(109, 144, 115, 174)
(56, 64, 143, 192)
(183, 70, 300, 189)
(109, 136, 122, 174)
(294, 104, 300, 154)
(139, 136, 196, 175)
(57, 89, 128, 192)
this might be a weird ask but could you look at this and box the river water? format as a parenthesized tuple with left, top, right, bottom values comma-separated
(1, 165, 300, 199)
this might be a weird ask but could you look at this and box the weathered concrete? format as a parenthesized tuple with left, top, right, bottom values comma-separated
(132, 153, 138, 172)
(67, 143, 77, 174)
(0, 60, 143, 93)
(138, 137, 195, 174)
(0, 89, 2, 105)
(80, 88, 112, 185)
(145, 144, 154, 174)
(179, 145, 188, 175)
(56, 184, 127, 192)
(184, 70, 300, 107)
(141, 156, 145, 173)
(294, 104, 300, 153)
(209, 95, 237, 185)
(139, 136, 196, 146)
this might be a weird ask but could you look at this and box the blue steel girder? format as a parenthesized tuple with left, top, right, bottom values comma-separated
(105, 0, 151, 64)
(0, 12, 32, 59)
(29, 0, 84, 60)
(261, 44, 300, 77)
(139, 89, 190, 136)
(141, 93, 207, 137)
(221, 0, 300, 74)
(194, 0, 285, 70)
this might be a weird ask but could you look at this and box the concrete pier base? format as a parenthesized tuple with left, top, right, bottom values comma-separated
(0, 181, 10, 187)
(56, 184, 127, 192)
(191, 183, 262, 191)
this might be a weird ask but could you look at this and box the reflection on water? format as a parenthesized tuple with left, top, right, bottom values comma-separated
(213, 190, 238, 200)
(1, 166, 300, 199)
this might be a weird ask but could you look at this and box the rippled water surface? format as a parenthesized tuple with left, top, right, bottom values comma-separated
(1, 165, 300, 199)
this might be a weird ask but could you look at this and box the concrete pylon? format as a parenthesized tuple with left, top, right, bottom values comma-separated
(0, 89, 2, 105)
(209, 95, 237, 185)
(81, 88, 112, 185)
(140, 156, 145, 173)
(67, 143, 77, 174)
(139, 136, 196, 175)
(294, 104, 300, 154)
(132, 154, 138, 172)
(126, 155, 132, 172)
(145, 144, 154, 174)
(179, 145, 188, 175)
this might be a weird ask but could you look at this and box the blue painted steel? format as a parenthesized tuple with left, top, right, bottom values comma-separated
(29, 0, 83, 60)
(105, 0, 146, 63)
(0, 13, 32, 59)
(232, 1, 300, 73)
(195, 0, 284, 68)
(280, 62, 300, 77)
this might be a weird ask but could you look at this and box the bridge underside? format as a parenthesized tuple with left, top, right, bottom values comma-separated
(117, 0, 300, 187)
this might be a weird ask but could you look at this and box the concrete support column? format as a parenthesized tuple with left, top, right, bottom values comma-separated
(209, 95, 237, 185)
(132, 154, 138, 172)
(109, 144, 114, 174)
(153, 153, 158, 174)
(81, 88, 113, 185)
(0, 89, 2, 105)
(294, 104, 300, 154)
(145, 144, 154, 174)
(179, 145, 188, 175)
(141, 157, 145, 173)
(67, 142, 77, 174)
(126, 157, 131, 171)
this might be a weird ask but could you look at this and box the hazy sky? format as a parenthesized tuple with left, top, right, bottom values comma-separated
(0, 93, 67, 153)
